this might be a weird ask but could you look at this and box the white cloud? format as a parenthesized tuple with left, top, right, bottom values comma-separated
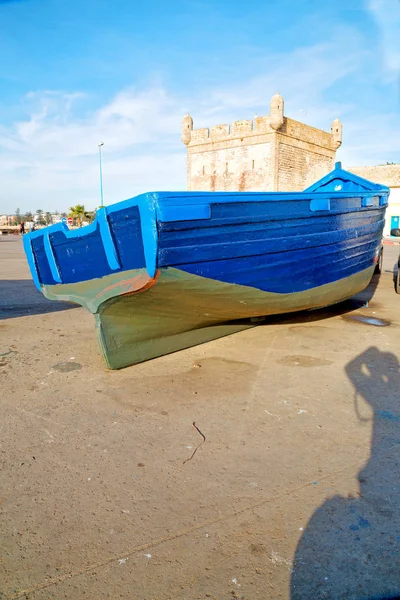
(0, 87, 188, 213)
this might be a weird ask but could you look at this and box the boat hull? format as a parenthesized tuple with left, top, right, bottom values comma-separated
(42, 265, 375, 369)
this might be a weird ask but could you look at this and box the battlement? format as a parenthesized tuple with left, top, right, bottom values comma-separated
(183, 93, 342, 152)
(189, 117, 275, 145)
(188, 116, 338, 151)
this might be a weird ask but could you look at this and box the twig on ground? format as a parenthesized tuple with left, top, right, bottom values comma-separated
(183, 422, 206, 464)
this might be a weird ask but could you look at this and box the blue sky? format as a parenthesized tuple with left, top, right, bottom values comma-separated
(0, 0, 399, 213)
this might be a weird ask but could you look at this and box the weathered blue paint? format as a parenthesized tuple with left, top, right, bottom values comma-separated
(43, 232, 62, 283)
(158, 210, 385, 293)
(357, 516, 371, 529)
(29, 233, 56, 286)
(137, 194, 158, 279)
(25, 204, 148, 288)
(96, 207, 121, 271)
(23, 164, 390, 300)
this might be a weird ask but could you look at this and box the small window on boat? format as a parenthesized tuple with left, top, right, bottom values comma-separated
(225, 162, 228, 172)
(252, 160, 255, 170)
(202, 166, 205, 175)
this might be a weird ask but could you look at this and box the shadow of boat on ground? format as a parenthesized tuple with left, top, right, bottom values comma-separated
(0, 280, 79, 320)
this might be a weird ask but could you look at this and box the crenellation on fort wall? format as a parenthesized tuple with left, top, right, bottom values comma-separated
(231, 119, 253, 136)
(190, 118, 272, 146)
(210, 124, 230, 140)
(190, 128, 210, 143)
(254, 116, 271, 133)
(190, 118, 269, 146)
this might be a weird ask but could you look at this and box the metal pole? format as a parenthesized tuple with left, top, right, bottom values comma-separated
(98, 142, 104, 208)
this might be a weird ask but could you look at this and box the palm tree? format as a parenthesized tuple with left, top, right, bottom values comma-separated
(36, 209, 45, 225)
(69, 205, 90, 227)
(45, 212, 52, 225)
(85, 210, 95, 224)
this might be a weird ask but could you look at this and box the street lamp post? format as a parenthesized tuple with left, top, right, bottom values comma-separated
(98, 142, 104, 208)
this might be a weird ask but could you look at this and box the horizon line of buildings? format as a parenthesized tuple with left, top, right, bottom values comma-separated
(0, 213, 67, 226)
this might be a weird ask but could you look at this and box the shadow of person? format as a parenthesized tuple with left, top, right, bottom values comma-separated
(291, 347, 400, 600)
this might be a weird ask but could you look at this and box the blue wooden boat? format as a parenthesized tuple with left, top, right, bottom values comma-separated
(23, 163, 389, 369)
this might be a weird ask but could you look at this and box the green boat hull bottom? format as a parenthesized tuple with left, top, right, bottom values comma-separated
(42, 265, 375, 370)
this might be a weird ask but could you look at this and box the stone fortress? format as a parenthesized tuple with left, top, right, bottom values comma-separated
(182, 93, 342, 193)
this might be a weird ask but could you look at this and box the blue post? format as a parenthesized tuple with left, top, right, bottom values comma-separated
(98, 142, 104, 208)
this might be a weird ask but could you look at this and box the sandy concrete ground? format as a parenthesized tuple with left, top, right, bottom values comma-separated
(1, 236, 399, 600)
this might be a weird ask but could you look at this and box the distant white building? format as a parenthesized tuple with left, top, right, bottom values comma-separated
(0, 215, 14, 226)
(349, 164, 400, 236)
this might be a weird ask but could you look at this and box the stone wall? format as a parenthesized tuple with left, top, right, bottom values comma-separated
(348, 164, 400, 188)
(189, 141, 273, 192)
(276, 126, 336, 191)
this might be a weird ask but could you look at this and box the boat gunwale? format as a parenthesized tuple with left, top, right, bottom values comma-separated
(23, 189, 390, 245)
